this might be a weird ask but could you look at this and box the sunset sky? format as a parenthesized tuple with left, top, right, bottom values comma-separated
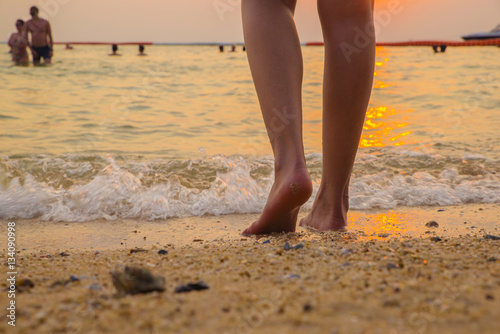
(1, 0, 499, 43)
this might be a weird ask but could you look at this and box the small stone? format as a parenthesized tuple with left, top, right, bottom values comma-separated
(430, 236, 442, 242)
(59, 252, 70, 257)
(386, 263, 398, 270)
(341, 249, 352, 256)
(425, 221, 439, 228)
(158, 250, 168, 255)
(284, 242, 291, 251)
(262, 240, 270, 244)
(193, 239, 204, 242)
(175, 281, 209, 293)
(69, 275, 80, 282)
(378, 233, 389, 238)
(383, 299, 401, 307)
(110, 266, 166, 295)
(485, 234, 500, 241)
(283, 274, 301, 280)
(130, 248, 148, 254)
(303, 303, 313, 312)
(50, 281, 63, 288)
(17, 278, 35, 292)
(293, 243, 305, 250)
(485, 294, 494, 300)
(487, 257, 497, 262)
(437, 209, 445, 212)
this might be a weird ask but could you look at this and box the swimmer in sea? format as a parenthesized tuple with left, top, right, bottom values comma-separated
(8, 20, 29, 66)
(25, 6, 53, 65)
(138, 45, 147, 56)
(109, 44, 122, 56)
(241, 0, 375, 234)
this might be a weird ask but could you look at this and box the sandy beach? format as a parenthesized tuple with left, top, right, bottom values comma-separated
(1, 204, 499, 334)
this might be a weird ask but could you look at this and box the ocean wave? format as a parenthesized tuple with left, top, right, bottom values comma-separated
(0, 152, 499, 221)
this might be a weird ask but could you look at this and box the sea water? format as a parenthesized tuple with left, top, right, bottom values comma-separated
(0, 45, 499, 221)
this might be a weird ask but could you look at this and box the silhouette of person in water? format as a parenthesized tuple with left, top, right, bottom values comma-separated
(109, 44, 121, 56)
(25, 6, 53, 65)
(138, 45, 147, 56)
(8, 19, 29, 65)
(241, 0, 375, 235)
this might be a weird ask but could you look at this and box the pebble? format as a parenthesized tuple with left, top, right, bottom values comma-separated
(341, 249, 353, 256)
(59, 252, 70, 257)
(130, 248, 148, 254)
(303, 303, 313, 312)
(487, 257, 497, 262)
(158, 250, 168, 255)
(425, 221, 439, 228)
(378, 233, 389, 238)
(383, 299, 401, 307)
(175, 281, 210, 293)
(484, 234, 500, 241)
(283, 242, 305, 251)
(437, 209, 445, 212)
(283, 274, 301, 280)
(110, 266, 166, 295)
(430, 237, 442, 242)
(262, 240, 271, 244)
(386, 263, 398, 270)
(293, 243, 305, 250)
(69, 275, 80, 282)
(17, 278, 35, 292)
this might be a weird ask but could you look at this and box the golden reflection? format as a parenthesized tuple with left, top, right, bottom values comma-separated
(373, 80, 389, 89)
(348, 211, 408, 239)
(360, 106, 413, 148)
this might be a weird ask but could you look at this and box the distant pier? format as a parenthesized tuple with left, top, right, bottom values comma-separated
(306, 39, 500, 47)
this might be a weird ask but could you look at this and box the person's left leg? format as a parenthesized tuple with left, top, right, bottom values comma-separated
(241, 0, 312, 235)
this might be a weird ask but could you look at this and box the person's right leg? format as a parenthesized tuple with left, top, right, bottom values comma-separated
(241, 0, 312, 235)
(300, 0, 375, 231)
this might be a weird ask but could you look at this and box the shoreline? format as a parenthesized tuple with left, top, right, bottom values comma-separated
(2, 203, 498, 252)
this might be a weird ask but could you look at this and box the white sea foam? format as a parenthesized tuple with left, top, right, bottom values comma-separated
(0, 153, 499, 221)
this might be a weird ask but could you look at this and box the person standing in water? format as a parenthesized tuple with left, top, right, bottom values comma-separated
(109, 44, 121, 56)
(138, 45, 147, 56)
(8, 20, 29, 65)
(25, 6, 54, 65)
(241, 0, 375, 234)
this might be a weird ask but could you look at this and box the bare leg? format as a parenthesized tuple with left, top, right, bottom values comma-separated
(300, 0, 375, 231)
(241, 0, 312, 235)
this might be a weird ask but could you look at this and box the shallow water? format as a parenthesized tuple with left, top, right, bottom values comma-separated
(1, 45, 499, 221)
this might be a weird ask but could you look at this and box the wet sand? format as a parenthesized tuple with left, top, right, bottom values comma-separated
(1, 204, 499, 333)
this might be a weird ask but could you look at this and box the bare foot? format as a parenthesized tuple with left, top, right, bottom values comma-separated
(299, 186, 349, 231)
(242, 165, 312, 235)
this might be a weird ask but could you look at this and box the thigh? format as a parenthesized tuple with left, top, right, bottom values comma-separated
(32, 47, 42, 62)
